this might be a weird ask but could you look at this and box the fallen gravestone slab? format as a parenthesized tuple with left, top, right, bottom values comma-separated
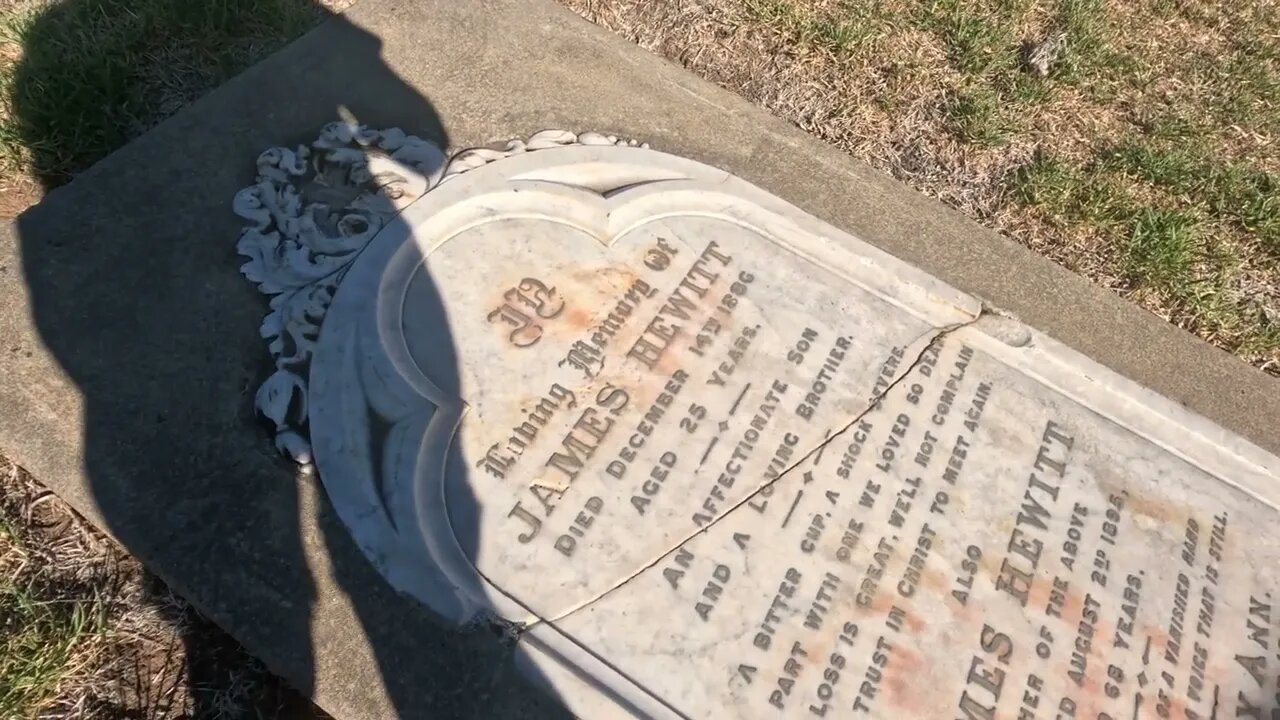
(237, 127, 1280, 719)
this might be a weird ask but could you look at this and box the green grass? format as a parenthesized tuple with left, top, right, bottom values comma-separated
(1052, 0, 1114, 81)
(1103, 143, 1280, 256)
(918, 0, 1024, 76)
(1177, 8, 1280, 136)
(1, 0, 326, 184)
(919, 0, 1021, 143)
(1124, 207, 1197, 291)
(1133, 112, 1205, 142)
(0, 518, 108, 718)
(1011, 149, 1280, 355)
(943, 86, 1011, 145)
(741, 0, 886, 58)
(919, 0, 1140, 137)
(745, 0, 1276, 278)
(1011, 152, 1131, 227)
(0, 585, 107, 717)
(739, 0, 1132, 144)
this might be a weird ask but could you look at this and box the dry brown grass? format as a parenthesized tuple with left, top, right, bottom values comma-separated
(561, 0, 1280, 374)
(0, 456, 322, 719)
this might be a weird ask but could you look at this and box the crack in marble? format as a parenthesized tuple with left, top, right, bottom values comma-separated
(523, 312, 984, 631)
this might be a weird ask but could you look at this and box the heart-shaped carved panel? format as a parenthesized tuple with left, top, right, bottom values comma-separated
(308, 146, 979, 626)
(267, 138, 1280, 720)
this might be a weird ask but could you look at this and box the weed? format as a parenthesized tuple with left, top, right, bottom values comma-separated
(0, 492, 109, 718)
(1104, 143, 1280, 255)
(920, 0, 1020, 77)
(944, 86, 1012, 145)
(1124, 208, 1197, 291)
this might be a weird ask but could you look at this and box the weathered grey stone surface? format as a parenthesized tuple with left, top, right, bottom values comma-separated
(0, 0, 1276, 718)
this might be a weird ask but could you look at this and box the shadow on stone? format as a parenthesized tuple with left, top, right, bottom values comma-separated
(9, 2, 568, 717)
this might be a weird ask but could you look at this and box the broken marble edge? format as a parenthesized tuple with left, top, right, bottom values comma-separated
(959, 315, 1280, 500)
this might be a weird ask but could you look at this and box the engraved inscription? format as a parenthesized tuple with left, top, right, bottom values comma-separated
(306, 145, 1280, 720)
(486, 276, 565, 347)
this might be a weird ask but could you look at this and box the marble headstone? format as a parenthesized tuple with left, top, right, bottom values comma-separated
(235, 128, 1280, 719)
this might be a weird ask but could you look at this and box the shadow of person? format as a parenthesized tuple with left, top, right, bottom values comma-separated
(8, 1, 569, 717)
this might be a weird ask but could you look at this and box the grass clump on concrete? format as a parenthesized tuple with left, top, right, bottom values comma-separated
(562, 0, 1280, 374)
(1124, 208, 1198, 293)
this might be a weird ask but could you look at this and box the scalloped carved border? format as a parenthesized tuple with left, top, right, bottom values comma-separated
(233, 126, 648, 466)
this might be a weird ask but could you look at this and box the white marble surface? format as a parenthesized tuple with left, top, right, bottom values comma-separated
(244, 135, 1280, 719)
